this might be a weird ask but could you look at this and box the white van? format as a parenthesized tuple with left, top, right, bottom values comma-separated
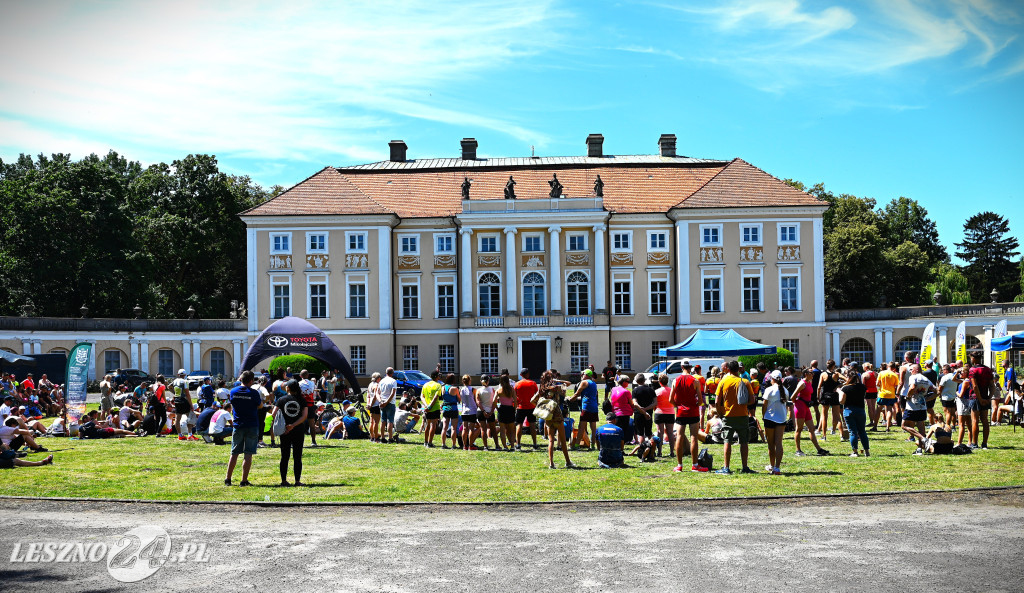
(631, 358, 726, 388)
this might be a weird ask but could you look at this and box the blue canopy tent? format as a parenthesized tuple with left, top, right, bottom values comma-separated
(990, 334, 1024, 352)
(659, 329, 777, 358)
(239, 316, 361, 396)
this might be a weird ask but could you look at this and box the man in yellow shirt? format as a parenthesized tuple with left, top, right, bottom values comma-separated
(419, 370, 443, 448)
(714, 361, 755, 474)
(875, 362, 900, 431)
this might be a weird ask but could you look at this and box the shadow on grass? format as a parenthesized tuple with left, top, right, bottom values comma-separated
(782, 470, 843, 477)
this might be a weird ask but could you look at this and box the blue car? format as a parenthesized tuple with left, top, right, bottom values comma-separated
(393, 370, 431, 397)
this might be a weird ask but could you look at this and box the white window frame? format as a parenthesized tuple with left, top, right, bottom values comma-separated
(438, 344, 456, 374)
(648, 271, 670, 316)
(614, 341, 632, 370)
(740, 223, 763, 247)
(402, 345, 419, 371)
(521, 270, 547, 317)
(435, 275, 456, 319)
(700, 268, 723, 314)
(210, 349, 227, 377)
(306, 274, 329, 319)
(398, 233, 420, 256)
(157, 349, 175, 376)
(612, 270, 633, 316)
(777, 223, 800, 246)
(350, 345, 367, 375)
(345, 231, 367, 253)
(521, 233, 544, 253)
(433, 233, 455, 255)
(699, 224, 722, 247)
(306, 231, 328, 254)
(610, 230, 633, 253)
(346, 273, 368, 319)
(570, 341, 589, 373)
(565, 270, 591, 316)
(741, 267, 764, 313)
(270, 274, 292, 319)
(399, 276, 421, 319)
(778, 266, 802, 312)
(782, 339, 800, 367)
(480, 343, 499, 375)
(270, 232, 292, 255)
(567, 233, 587, 252)
(478, 233, 499, 253)
(646, 230, 669, 253)
(477, 271, 502, 317)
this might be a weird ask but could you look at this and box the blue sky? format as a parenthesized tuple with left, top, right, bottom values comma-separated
(1, 1, 1021, 260)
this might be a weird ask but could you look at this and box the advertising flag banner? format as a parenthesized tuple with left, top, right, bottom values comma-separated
(994, 319, 1008, 387)
(955, 321, 967, 367)
(920, 322, 936, 364)
(64, 342, 92, 425)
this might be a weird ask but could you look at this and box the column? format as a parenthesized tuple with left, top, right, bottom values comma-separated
(812, 217, 825, 322)
(192, 339, 202, 372)
(21, 339, 31, 355)
(824, 330, 832, 360)
(504, 227, 517, 315)
(377, 226, 392, 330)
(32, 340, 42, 354)
(593, 224, 607, 313)
(674, 219, 690, 326)
(233, 339, 244, 376)
(548, 226, 562, 313)
(459, 227, 473, 316)
(129, 339, 140, 369)
(181, 339, 192, 373)
(937, 326, 949, 365)
(884, 328, 894, 363)
(139, 340, 150, 374)
(830, 329, 841, 362)
(873, 328, 884, 367)
(984, 325, 994, 367)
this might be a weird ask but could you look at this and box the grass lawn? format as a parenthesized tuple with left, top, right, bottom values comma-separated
(4, 406, 1024, 502)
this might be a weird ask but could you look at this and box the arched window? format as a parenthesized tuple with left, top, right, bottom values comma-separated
(840, 338, 874, 364)
(208, 348, 229, 377)
(156, 349, 176, 377)
(478, 273, 501, 317)
(522, 272, 546, 316)
(894, 336, 922, 363)
(103, 349, 125, 374)
(566, 271, 590, 316)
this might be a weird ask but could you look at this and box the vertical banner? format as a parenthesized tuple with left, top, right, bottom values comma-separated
(955, 321, 967, 368)
(65, 342, 92, 425)
(920, 322, 936, 365)
(993, 319, 1008, 387)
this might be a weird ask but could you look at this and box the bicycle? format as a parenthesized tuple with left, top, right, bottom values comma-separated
(348, 393, 371, 426)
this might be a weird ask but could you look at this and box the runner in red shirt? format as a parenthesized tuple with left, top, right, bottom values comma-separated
(513, 368, 539, 449)
(670, 361, 706, 473)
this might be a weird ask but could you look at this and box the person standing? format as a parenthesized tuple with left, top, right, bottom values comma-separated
(513, 369, 539, 450)
(225, 370, 263, 486)
(378, 368, 399, 443)
(440, 373, 461, 449)
(967, 353, 996, 449)
(601, 361, 617, 399)
(534, 371, 574, 469)
(840, 371, 870, 457)
(569, 369, 599, 450)
(760, 370, 788, 475)
(671, 362, 704, 473)
(420, 370, 443, 447)
(147, 378, 168, 437)
(995, 359, 1017, 425)
(197, 377, 216, 410)
(714, 361, 755, 474)
(474, 375, 498, 450)
(862, 363, 879, 429)
(817, 360, 842, 438)
(273, 380, 308, 487)
(494, 372, 517, 451)
(171, 369, 195, 441)
(938, 364, 961, 426)
(99, 375, 114, 415)
(458, 374, 479, 450)
(297, 370, 319, 447)
(609, 375, 635, 441)
(902, 364, 935, 454)
(792, 369, 829, 457)
(875, 362, 900, 431)
(653, 373, 676, 457)
(366, 372, 382, 442)
(631, 374, 657, 443)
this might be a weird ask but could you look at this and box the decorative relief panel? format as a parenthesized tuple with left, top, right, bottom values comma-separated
(270, 254, 292, 270)
(610, 252, 633, 266)
(647, 252, 670, 265)
(344, 254, 368, 269)
(306, 254, 329, 269)
(739, 247, 763, 262)
(566, 252, 589, 266)
(699, 247, 724, 263)
(434, 255, 456, 269)
(777, 246, 801, 261)
(397, 255, 420, 270)
(478, 255, 501, 268)
(522, 254, 545, 268)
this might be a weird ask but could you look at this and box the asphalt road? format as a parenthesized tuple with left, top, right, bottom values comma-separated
(1, 489, 1022, 592)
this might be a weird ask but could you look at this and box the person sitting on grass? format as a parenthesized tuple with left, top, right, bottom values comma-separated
(924, 421, 954, 455)
(196, 403, 218, 442)
(209, 402, 234, 445)
(78, 410, 139, 439)
(342, 408, 368, 439)
(629, 435, 661, 463)
(16, 406, 47, 435)
(325, 414, 346, 439)
(0, 448, 53, 469)
(596, 413, 625, 468)
(119, 400, 144, 432)
(394, 397, 421, 436)
(1, 416, 49, 452)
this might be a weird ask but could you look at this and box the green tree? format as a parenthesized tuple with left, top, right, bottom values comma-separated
(881, 241, 931, 306)
(927, 263, 971, 305)
(879, 197, 947, 267)
(824, 221, 886, 308)
(955, 212, 1020, 302)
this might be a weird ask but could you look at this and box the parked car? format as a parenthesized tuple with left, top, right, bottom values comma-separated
(632, 358, 725, 388)
(186, 370, 212, 389)
(393, 370, 431, 397)
(118, 368, 155, 390)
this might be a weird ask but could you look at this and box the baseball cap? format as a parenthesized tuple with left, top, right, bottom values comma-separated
(341, 399, 351, 406)
(177, 369, 186, 376)
(770, 370, 783, 381)
(583, 369, 594, 378)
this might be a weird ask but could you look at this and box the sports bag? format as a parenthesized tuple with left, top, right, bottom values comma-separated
(697, 447, 713, 470)
(271, 410, 286, 436)
(736, 379, 752, 405)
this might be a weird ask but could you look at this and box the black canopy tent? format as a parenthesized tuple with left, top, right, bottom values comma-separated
(239, 316, 361, 396)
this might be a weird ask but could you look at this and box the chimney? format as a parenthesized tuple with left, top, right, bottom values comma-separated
(389, 140, 408, 162)
(658, 134, 677, 157)
(586, 134, 604, 157)
(460, 138, 478, 160)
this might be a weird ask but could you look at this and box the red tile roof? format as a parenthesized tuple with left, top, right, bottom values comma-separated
(678, 159, 823, 209)
(242, 167, 389, 216)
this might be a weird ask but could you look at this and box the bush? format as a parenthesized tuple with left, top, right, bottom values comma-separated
(738, 348, 795, 371)
(268, 354, 329, 378)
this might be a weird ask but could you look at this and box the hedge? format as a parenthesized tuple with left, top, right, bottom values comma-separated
(738, 348, 795, 371)
(268, 354, 330, 378)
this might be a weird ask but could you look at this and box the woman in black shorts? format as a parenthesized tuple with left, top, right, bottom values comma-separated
(474, 375, 498, 450)
(817, 360, 843, 438)
(440, 373, 461, 449)
(495, 372, 516, 451)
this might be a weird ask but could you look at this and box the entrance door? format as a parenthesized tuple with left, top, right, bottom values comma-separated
(521, 340, 547, 382)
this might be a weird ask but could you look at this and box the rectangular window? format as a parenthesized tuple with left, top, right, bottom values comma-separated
(700, 225, 722, 247)
(652, 341, 668, 364)
(648, 231, 668, 251)
(479, 235, 498, 253)
(346, 232, 367, 253)
(478, 274, 501, 317)
(273, 282, 290, 318)
(434, 234, 454, 254)
(399, 235, 419, 255)
(158, 350, 174, 377)
(480, 344, 499, 375)
(437, 283, 455, 319)
(740, 224, 762, 246)
(702, 275, 721, 313)
(347, 281, 367, 318)
(611, 231, 631, 251)
(778, 224, 799, 245)
(523, 234, 543, 252)
(742, 274, 762, 312)
(401, 283, 420, 319)
(309, 282, 328, 318)
(567, 234, 587, 251)
(781, 275, 799, 311)
(270, 233, 291, 254)
(649, 279, 668, 315)
(783, 339, 800, 367)
(613, 280, 632, 315)
(402, 345, 418, 371)
(439, 345, 455, 374)
(104, 350, 121, 373)
(570, 342, 589, 373)
(307, 233, 327, 253)
(350, 346, 366, 375)
(210, 350, 226, 377)
(615, 341, 631, 370)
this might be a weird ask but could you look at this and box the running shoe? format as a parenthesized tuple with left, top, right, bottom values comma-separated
(816, 449, 831, 456)
(739, 467, 757, 474)
(913, 448, 924, 455)
(674, 465, 685, 473)
(849, 452, 859, 458)
(714, 467, 732, 475)
(771, 468, 782, 475)
(187, 435, 199, 441)
(177, 435, 187, 441)
(794, 451, 806, 457)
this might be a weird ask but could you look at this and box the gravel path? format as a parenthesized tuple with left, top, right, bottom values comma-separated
(2, 489, 1022, 592)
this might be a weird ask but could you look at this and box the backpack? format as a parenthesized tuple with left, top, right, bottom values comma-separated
(952, 443, 972, 455)
(736, 379, 751, 405)
(670, 375, 697, 407)
(697, 447, 713, 470)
